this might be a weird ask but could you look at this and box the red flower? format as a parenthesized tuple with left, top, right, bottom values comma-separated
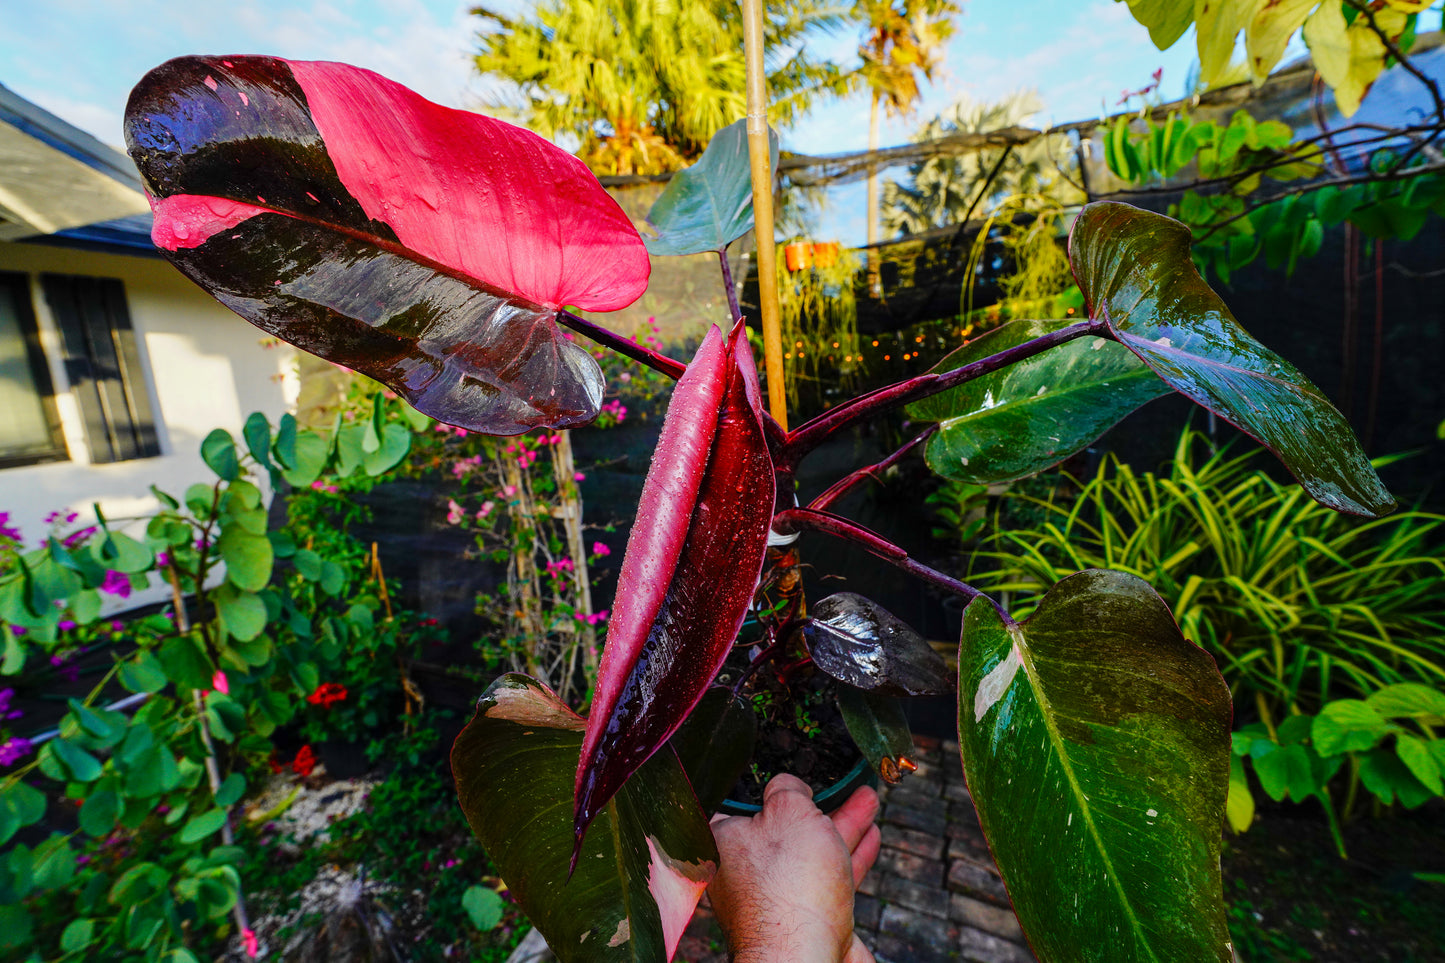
(307, 682, 348, 709)
(292, 745, 316, 777)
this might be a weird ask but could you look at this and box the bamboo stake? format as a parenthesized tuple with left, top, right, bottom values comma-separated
(741, 0, 788, 431)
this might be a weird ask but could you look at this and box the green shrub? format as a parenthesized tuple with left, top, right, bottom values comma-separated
(977, 430, 1445, 715)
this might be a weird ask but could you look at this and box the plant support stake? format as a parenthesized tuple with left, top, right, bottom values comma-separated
(742, 0, 787, 430)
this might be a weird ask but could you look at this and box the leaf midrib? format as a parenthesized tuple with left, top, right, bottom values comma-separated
(1010, 623, 1162, 963)
(937, 359, 1163, 430)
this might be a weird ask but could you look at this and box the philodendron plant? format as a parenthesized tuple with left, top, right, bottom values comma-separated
(124, 56, 1393, 963)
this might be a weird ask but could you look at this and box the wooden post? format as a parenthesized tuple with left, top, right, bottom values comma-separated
(741, 0, 788, 431)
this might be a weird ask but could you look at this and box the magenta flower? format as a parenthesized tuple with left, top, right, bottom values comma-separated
(99, 570, 133, 598)
(0, 688, 22, 721)
(0, 737, 34, 766)
(573, 472, 586, 483)
(62, 526, 97, 549)
(0, 513, 23, 542)
(592, 541, 611, 558)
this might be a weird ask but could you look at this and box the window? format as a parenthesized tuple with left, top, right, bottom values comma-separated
(40, 274, 159, 464)
(0, 272, 66, 468)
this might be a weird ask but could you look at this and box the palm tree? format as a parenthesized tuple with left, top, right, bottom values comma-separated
(854, 0, 959, 291)
(474, 0, 853, 176)
(880, 89, 1079, 237)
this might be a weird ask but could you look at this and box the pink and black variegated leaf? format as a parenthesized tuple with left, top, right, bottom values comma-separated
(575, 324, 774, 852)
(125, 56, 650, 434)
(454, 674, 716, 962)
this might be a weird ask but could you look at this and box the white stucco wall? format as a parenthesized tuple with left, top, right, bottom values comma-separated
(0, 239, 297, 610)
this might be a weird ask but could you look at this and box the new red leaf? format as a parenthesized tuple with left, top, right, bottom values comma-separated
(125, 55, 650, 434)
(574, 324, 774, 852)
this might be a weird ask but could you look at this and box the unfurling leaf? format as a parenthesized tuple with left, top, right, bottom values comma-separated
(454, 675, 716, 963)
(1069, 202, 1393, 517)
(644, 119, 780, 257)
(125, 56, 649, 434)
(958, 570, 1232, 963)
(907, 318, 1168, 485)
(803, 593, 954, 696)
(575, 324, 774, 851)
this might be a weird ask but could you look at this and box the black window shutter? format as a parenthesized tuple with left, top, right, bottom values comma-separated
(41, 275, 160, 463)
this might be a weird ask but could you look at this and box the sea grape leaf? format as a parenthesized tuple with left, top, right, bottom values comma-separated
(453, 674, 717, 962)
(1069, 202, 1394, 517)
(958, 569, 1232, 963)
(574, 324, 774, 848)
(803, 593, 954, 697)
(907, 318, 1168, 485)
(125, 55, 650, 434)
(668, 686, 758, 815)
(836, 685, 914, 785)
(644, 120, 779, 257)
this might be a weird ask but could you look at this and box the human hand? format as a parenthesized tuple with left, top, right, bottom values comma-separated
(707, 774, 881, 963)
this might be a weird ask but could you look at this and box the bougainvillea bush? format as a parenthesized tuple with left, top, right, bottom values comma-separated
(122, 55, 1394, 963)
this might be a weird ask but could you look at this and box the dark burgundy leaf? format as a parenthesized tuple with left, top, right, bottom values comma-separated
(803, 593, 955, 697)
(125, 56, 649, 434)
(575, 324, 774, 850)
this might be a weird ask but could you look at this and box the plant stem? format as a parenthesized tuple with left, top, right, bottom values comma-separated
(730, 635, 788, 698)
(719, 248, 741, 323)
(779, 319, 1103, 469)
(556, 309, 686, 380)
(741, 0, 787, 431)
(808, 426, 938, 513)
(771, 508, 1003, 619)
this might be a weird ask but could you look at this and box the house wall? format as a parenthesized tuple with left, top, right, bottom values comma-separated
(0, 239, 296, 608)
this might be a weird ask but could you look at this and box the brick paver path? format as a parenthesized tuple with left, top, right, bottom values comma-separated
(675, 734, 1035, 963)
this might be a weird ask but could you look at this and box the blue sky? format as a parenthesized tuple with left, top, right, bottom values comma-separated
(1, 0, 1211, 243)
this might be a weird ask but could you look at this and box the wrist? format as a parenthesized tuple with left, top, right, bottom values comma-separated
(726, 916, 849, 963)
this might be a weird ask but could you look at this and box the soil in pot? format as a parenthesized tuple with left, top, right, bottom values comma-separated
(716, 655, 865, 808)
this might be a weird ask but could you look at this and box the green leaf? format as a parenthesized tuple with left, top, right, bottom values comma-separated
(79, 789, 121, 837)
(243, 412, 273, 469)
(158, 634, 213, 691)
(319, 560, 345, 597)
(216, 584, 267, 642)
(1367, 683, 1445, 721)
(293, 549, 323, 581)
(836, 686, 913, 784)
(201, 428, 240, 481)
(179, 808, 227, 844)
(336, 424, 366, 477)
(218, 527, 273, 592)
(1070, 202, 1394, 517)
(363, 423, 411, 476)
(462, 885, 505, 931)
(1226, 753, 1254, 833)
(93, 532, 153, 574)
(668, 686, 757, 814)
(0, 904, 32, 950)
(61, 918, 95, 954)
(50, 739, 103, 782)
(1312, 700, 1391, 755)
(644, 118, 779, 257)
(215, 773, 246, 808)
(452, 674, 717, 962)
(1358, 747, 1434, 808)
(1122, 0, 1193, 49)
(909, 318, 1168, 484)
(68, 699, 117, 740)
(0, 781, 46, 846)
(958, 570, 1232, 963)
(119, 651, 168, 694)
(1395, 733, 1443, 795)
(280, 430, 329, 488)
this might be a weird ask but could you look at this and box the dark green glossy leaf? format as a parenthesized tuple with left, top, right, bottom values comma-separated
(908, 319, 1169, 484)
(1069, 202, 1393, 517)
(218, 528, 273, 593)
(201, 429, 240, 482)
(668, 686, 757, 814)
(836, 685, 913, 784)
(958, 569, 1232, 963)
(804, 593, 955, 697)
(452, 674, 717, 962)
(644, 119, 779, 257)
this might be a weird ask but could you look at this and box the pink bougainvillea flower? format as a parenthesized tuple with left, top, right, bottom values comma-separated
(446, 499, 465, 525)
(573, 323, 774, 853)
(125, 56, 650, 435)
(242, 928, 259, 958)
(591, 541, 610, 558)
(212, 670, 229, 695)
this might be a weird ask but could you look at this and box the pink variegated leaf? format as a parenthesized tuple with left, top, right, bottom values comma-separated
(125, 55, 649, 434)
(454, 674, 716, 962)
(574, 323, 774, 851)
